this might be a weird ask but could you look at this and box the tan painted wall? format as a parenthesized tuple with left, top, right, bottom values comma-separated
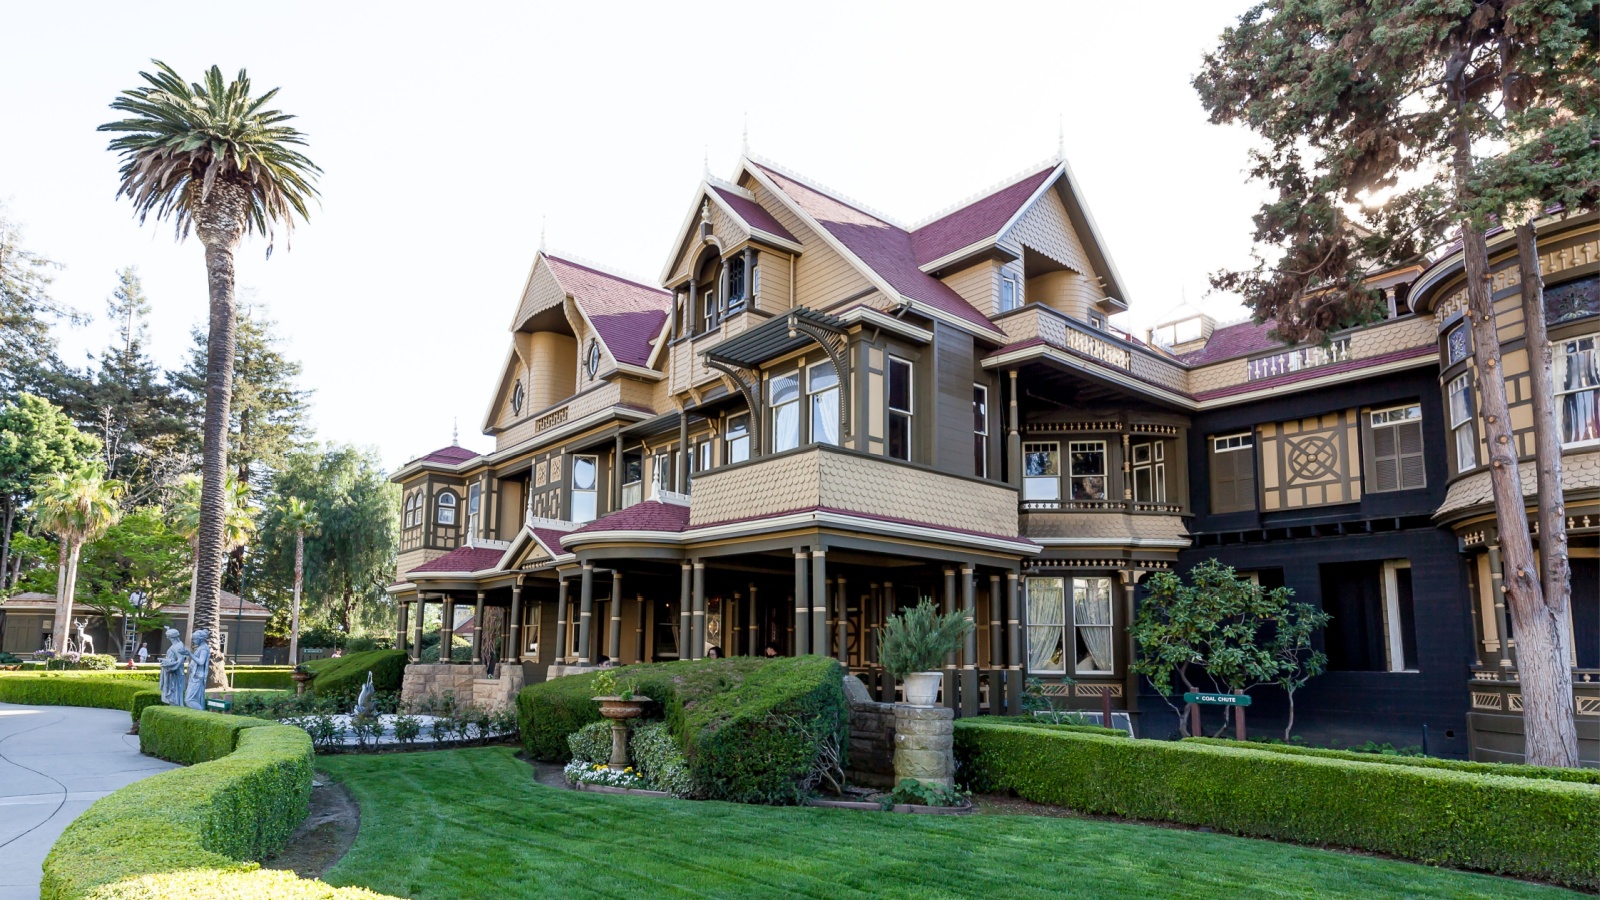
(1000, 186, 1105, 301)
(1257, 410, 1363, 510)
(745, 178, 874, 308)
(526, 331, 577, 411)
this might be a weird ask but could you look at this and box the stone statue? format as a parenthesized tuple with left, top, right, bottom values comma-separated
(353, 671, 376, 718)
(158, 627, 188, 706)
(183, 629, 211, 711)
(73, 619, 93, 655)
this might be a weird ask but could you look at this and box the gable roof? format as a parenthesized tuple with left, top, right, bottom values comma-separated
(747, 161, 1003, 337)
(710, 186, 798, 244)
(543, 254, 671, 368)
(416, 445, 479, 466)
(910, 165, 1057, 266)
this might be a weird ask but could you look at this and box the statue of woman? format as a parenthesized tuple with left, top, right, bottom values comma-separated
(158, 627, 188, 705)
(183, 629, 211, 711)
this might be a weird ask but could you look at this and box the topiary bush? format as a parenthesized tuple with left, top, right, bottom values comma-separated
(308, 650, 407, 701)
(140, 705, 278, 765)
(954, 719, 1600, 889)
(228, 668, 296, 691)
(958, 714, 1126, 739)
(631, 720, 693, 797)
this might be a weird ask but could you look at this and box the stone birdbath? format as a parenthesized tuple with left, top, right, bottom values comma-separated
(291, 667, 313, 697)
(595, 696, 652, 772)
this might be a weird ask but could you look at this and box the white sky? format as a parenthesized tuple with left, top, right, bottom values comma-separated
(1, 1, 1266, 473)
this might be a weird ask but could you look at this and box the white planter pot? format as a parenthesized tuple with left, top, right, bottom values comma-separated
(903, 671, 943, 708)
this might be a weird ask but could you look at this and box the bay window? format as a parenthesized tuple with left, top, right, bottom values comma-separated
(1073, 577, 1114, 674)
(771, 370, 801, 452)
(1023, 442, 1060, 501)
(1555, 333, 1599, 446)
(1025, 576, 1115, 676)
(570, 455, 598, 523)
(808, 364, 840, 445)
(1448, 374, 1476, 472)
(888, 357, 912, 461)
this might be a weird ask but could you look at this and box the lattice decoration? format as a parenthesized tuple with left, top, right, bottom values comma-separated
(1074, 683, 1124, 698)
(1577, 697, 1600, 717)
(1471, 691, 1504, 710)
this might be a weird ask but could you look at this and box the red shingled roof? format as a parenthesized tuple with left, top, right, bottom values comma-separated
(1175, 319, 1283, 366)
(529, 526, 572, 557)
(565, 500, 691, 540)
(712, 187, 797, 243)
(408, 546, 505, 575)
(1193, 345, 1436, 402)
(752, 163, 1000, 335)
(418, 445, 479, 466)
(544, 255, 671, 368)
(910, 165, 1056, 266)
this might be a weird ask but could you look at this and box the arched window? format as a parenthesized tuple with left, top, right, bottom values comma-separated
(404, 494, 418, 528)
(436, 491, 457, 525)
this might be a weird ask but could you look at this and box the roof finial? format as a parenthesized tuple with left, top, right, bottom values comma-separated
(703, 144, 710, 177)
(452, 417, 459, 447)
(741, 112, 749, 155)
(1057, 114, 1065, 158)
(539, 216, 546, 252)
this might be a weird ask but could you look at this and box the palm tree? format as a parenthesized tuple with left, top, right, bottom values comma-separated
(279, 496, 320, 665)
(171, 474, 256, 638)
(100, 62, 319, 685)
(34, 471, 123, 652)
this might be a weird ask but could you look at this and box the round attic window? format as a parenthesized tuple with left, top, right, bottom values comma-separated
(510, 381, 524, 415)
(585, 340, 601, 380)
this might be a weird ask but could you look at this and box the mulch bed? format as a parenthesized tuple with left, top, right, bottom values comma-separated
(263, 774, 361, 880)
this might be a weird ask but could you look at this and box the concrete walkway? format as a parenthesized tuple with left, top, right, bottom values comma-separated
(0, 703, 178, 900)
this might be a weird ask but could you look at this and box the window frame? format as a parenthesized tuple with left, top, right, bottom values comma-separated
(584, 340, 601, 381)
(569, 454, 598, 524)
(1446, 322, 1470, 366)
(510, 380, 524, 415)
(1072, 576, 1115, 676)
(620, 451, 643, 508)
(770, 369, 802, 453)
(725, 412, 751, 464)
(1067, 440, 1108, 501)
(1448, 374, 1477, 473)
(727, 256, 746, 313)
(972, 383, 989, 478)
(1381, 559, 1419, 673)
(807, 363, 840, 446)
(435, 491, 457, 526)
(1209, 432, 1257, 514)
(1023, 441, 1061, 502)
(1554, 332, 1600, 448)
(999, 274, 1022, 313)
(703, 288, 718, 332)
(1132, 441, 1166, 503)
(887, 357, 913, 461)
(1023, 576, 1066, 675)
(1366, 403, 1426, 492)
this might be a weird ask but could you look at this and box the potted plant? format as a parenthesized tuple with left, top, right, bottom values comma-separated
(877, 597, 973, 707)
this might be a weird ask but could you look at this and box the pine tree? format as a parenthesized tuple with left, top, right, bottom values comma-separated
(0, 203, 75, 397)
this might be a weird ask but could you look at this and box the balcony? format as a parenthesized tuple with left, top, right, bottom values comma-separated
(687, 444, 1020, 538)
(993, 304, 1188, 395)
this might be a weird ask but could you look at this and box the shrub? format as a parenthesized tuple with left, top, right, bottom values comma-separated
(631, 720, 693, 796)
(43, 707, 397, 899)
(877, 597, 972, 681)
(77, 653, 116, 670)
(129, 690, 163, 725)
(954, 719, 1600, 889)
(228, 668, 295, 690)
(568, 721, 613, 765)
(883, 777, 968, 809)
(958, 714, 1126, 739)
(140, 706, 277, 765)
(1188, 736, 1600, 786)
(0, 651, 21, 665)
(309, 650, 407, 701)
(0, 674, 154, 714)
(391, 715, 421, 746)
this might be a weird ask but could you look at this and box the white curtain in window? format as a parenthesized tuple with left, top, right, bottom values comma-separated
(812, 389, 839, 445)
(774, 402, 800, 452)
(1073, 578, 1114, 673)
(1026, 578, 1065, 673)
(1557, 337, 1599, 444)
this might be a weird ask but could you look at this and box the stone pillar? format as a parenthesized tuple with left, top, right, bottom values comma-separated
(441, 595, 456, 664)
(893, 705, 955, 788)
(554, 578, 569, 664)
(988, 574, 1003, 710)
(1006, 572, 1023, 715)
(961, 566, 979, 718)
(1007, 369, 1022, 490)
(509, 581, 523, 664)
(794, 550, 810, 655)
(692, 561, 706, 659)
(679, 562, 692, 659)
(471, 591, 485, 664)
(746, 584, 758, 657)
(943, 568, 958, 711)
(578, 563, 594, 665)
(412, 596, 425, 663)
(810, 550, 828, 657)
(607, 572, 623, 662)
(397, 600, 410, 659)
(835, 576, 848, 665)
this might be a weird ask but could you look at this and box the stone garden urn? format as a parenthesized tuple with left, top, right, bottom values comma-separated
(595, 696, 651, 772)
(291, 668, 313, 697)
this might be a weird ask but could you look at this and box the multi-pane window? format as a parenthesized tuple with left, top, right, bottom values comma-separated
(1000, 275, 1022, 313)
(972, 384, 989, 478)
(570, 455, 598, 523)
(621, 452, 643, 508)
(697, 442, 713, 477)
(1023, 442, 1060, 501)
(1024, 577, 1065, 674)
(771, 370, 801, 453)
(1368, 404, 1425, 492)
(725, 413, 750, 464)
(468, 483, 481, 534)
(1448, 374, 1476, 472)
(1073, 577, 1114, 675)
(808, 364, 840, 445)
(403, 494, 419, 528)
(436, 491, 457, 525)
(703, 289, 718, 332)
(888, 357, 913, 461)
(652, 451, 671, 494)
(1209, 433, 1256, 514)
(727, 257, 746, 313)
(1068, 441, 1107, 501)
(1555, 333, 1600, 446)
(1446, 323, 1469, 365)
(1132, 442, 1165, 503)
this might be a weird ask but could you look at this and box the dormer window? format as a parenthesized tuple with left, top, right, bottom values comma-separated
(1000, 275, 1022, 313)
(584, 339, 601, 381)
(436, 491, 457, 525)
(727, 256, 747, 314)
(1153, 317, 1204, 346)
(510, 381, 525, 415)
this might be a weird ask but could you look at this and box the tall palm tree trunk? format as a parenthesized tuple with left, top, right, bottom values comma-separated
(194, 186, 249, 690)
(61, 542, 82, 652)
(53, 541, 69, 650)
(289, 529, 304, 664)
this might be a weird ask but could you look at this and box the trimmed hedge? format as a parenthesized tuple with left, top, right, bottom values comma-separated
(140, 706, 278, 765)
(960, 714, 1127, 738)
(229, 669, 296, 691)
(0, 675, 154, 714)
(1187, 736, 1600, 785)
(955, 719, 1600, 889)
(130, 690, 163, 725)
(517, 656, 848, 804)
(308, 650, 407, 699)
(41, 706, 399, 900)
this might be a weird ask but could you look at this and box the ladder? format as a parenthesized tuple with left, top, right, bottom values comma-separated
(121, 617, 137, 660)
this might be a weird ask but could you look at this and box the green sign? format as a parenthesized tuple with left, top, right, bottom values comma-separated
(205, 698, 232, 712)
(1183, 692, 1252, 707)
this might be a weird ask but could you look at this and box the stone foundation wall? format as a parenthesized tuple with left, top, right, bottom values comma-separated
(401, 663, 525, 712)
(893, 705, 955, 788)
(843, 675, 897, 789)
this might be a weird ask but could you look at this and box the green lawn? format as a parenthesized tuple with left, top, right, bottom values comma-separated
(318, 747, 1578, 899)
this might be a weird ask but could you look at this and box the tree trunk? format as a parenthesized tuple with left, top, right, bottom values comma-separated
(61, 542, 82, 652)
(0, 502, 15, 590)
(1515, 223, 1580, 766)
(289, 529, 304, 665)
(1451, 107, 1577, 766)
(52, 539, 69, 649)
(185, 539, 199, 638)
(1283, 692, 1296, 742)
(193, 187, 248, 690)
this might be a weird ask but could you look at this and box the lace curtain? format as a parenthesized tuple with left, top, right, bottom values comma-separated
(1026, 578, 1065, 673)
(1073, 578, 1114, 673)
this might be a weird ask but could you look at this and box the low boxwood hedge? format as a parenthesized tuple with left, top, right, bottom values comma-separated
(954, 719, 1600, 889)
(0, 675, 154, 713)
(308, 650, 407, 699)
(517, 656, 847, 804)
(41, 706, 399, 900)
(139, 705, 277, 765)
(229, 669, 296, 691)
(129, 690, 163, 725)
(959, 714, 1127, 738)
(1186, 736, 1600, 785)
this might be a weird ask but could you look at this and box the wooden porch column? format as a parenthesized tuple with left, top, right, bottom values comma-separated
(793, 549, 809, 656)
(1488, 543, 1515, 669)
(1007, 370, 1022, 489)
(678, 562, 692, 659)
(676, 413, 690, 493)
(1006, 572, 1023, 715)
(607, 572, 623, 662)
(746, 583, 758, 657)
(691, 561, 706, 659)
(810, 550, 828, 656)
(613, 434, 624, 510)
(1120, 570, 1141, 715)
(835, 576, 848, 666)
(879, 583, 896, 701)
(441, 595, 456, 665)
(634, 593, 646, 664)
(412, 596, 425, 663)
(943, 568, 958, 711)
(471, 591, 486, 664)
(988, 574, 1004, 711)
(578, 563, 594, 665)
(961, 566, 979, 718)
(687, 281, 697, 338)
(742, 246, 756, 308)
(396, 600, 409, 659)
(554, 578, 569, 664)
(865, 583, 879, 669)
(508, 580, 523, 664)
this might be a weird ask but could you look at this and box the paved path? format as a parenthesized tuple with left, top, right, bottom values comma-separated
(0, 703, 178, 900)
